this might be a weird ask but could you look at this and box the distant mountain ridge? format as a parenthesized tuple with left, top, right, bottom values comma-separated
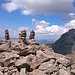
(0, 37, 50, 44)
(36, 39, 49, 44)
(53, 29, 75, 55)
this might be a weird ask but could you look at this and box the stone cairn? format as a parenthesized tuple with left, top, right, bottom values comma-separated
(29, 30, 35, 40)
(5, 30, 10, 40)
(18, 30, 27, 44)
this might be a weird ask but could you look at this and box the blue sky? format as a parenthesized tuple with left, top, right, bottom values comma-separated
(0, 0, 75, 41)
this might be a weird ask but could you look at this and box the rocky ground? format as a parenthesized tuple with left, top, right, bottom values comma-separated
(0, 39, 75, 75)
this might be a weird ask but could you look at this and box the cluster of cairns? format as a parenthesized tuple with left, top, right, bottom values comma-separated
(4, 29, 35, 44)
(0, 29, 75, 75)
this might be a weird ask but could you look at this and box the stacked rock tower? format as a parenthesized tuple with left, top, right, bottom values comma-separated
(29, 30, 35, 39)
(5, 30, 10, 40)
(18, 30, 27, 44)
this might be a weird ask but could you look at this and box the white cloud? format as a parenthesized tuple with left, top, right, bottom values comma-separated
(21, 10, 31, 15)
(61, 13, 75, 21)
(18, 27, 28, 32)
(64, 20, 75, 29)
(36, 25, 46, 34)
(32, 18, 36, 22)
(46, 25, 66, 35)
(2, 0, 75, 15)
(2, 2, 19, 12)
(33, 19, 75, 40)
(35, 20, 50, 27)
(34, 20, 50, 34)
(33, 20, 64, 35)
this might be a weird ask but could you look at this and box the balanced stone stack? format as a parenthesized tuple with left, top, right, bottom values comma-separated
(18, 30, 27, 44)
(29, 30, 35, 40)
(5, 30, 10, 40)
(29, 30, 39, 45)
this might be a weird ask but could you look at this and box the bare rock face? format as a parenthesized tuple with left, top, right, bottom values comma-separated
(29, 69, 46, 75)
(71, 64, 75, 74)
(59, 69, 71, 75)
(28, 39, 39, 45)
(5, 30, 10, 40)
(0, 42, 11, 52)
(53, 29, 75, 55)
(0, 71, 4, 75)
(29, 30, 35, 40)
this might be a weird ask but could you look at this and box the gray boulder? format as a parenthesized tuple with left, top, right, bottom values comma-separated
(0, 42, 11, 52)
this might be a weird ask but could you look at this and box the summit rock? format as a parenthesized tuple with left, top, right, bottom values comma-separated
(53, 29, 75, 55)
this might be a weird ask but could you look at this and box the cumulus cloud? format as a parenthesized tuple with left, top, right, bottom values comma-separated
(2, 0, 75, 15)
(18, 27, 28, 32)
(33, 19, 75, 40)
(64, 20, 75, 29)
(34, 20, 67, 36)
(2, 2, 19, 12)
(46, 25, 67, 35)
(34, 20, 50, 34)
(32, 18, 36, 22)
(35, 20, 50, 27)
(61, 13, 75, 21)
